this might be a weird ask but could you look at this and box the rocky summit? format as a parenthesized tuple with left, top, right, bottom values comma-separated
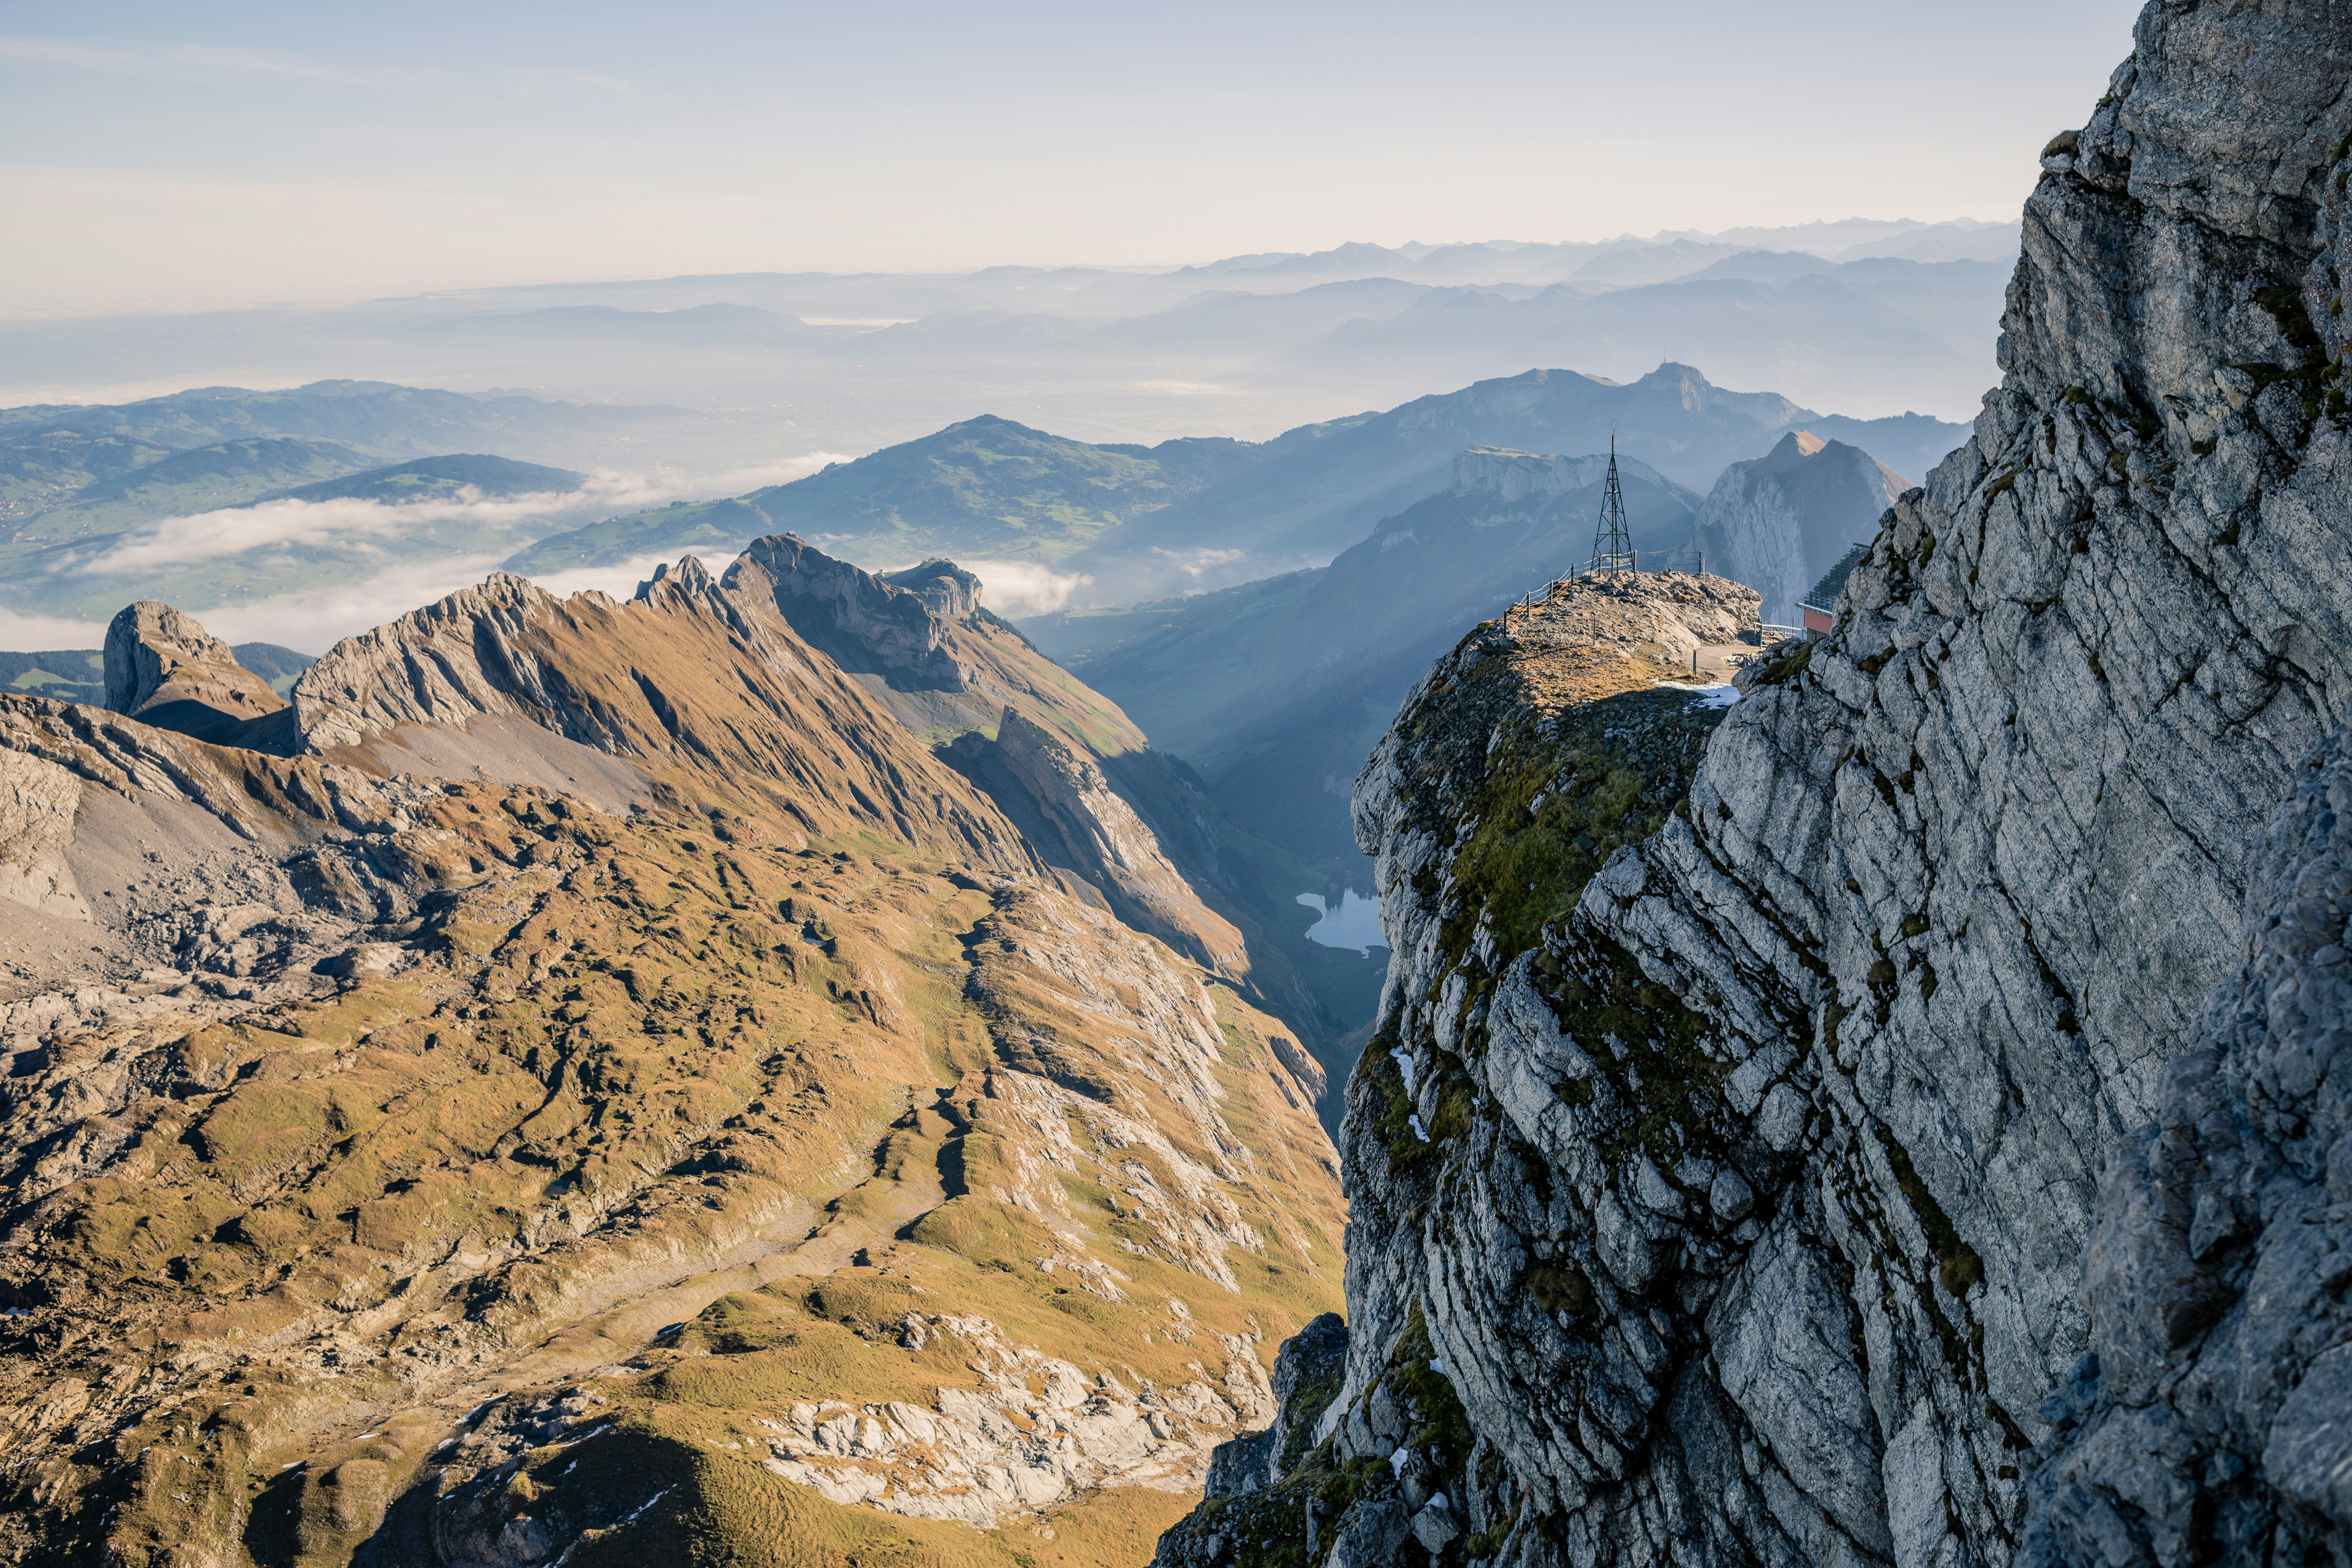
(0, 533, 1342, 1567)
(1157, 2, 2352, 1566)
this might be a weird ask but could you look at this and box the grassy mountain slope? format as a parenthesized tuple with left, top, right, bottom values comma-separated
(0, 557, 1342, 1568)
(720, 536, 1387, 1118)
(509, 415, 1265, 575)
(254, 452, 586, 507)
(4, 436, 374, 546)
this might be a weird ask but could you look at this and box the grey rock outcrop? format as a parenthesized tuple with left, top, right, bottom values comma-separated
(0, 749, 85, 918)
(290, 571, 610, 753)
(732, 532, 971, 692)
(103, 600, 288, 744)
(1154, 3, 2352, 1565)
(881, 557, 983, 619)
(2025, 735, 2352, 1566)
(1695, 430, 1909, 623)
(1199, 1311, 1349, 1500)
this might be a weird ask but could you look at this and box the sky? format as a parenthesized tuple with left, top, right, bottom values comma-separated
(1, 0, 2146, 319)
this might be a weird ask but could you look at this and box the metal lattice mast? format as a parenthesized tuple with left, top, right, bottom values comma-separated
(1588, 429, 1636, 574)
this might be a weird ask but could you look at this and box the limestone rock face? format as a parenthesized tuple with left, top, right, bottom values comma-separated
(1694, 430, 1909, 622)
(881, 557, 983, 619)
(290, 571, 600, 752)
(1455, 445, 1653, 503)
(102, 599, 287, 744)
(0, 749, 85, 918)
(2025, 735, 2352, 1565)
(733, 532, 971, 692)
(1155, 3, 2352, 1565)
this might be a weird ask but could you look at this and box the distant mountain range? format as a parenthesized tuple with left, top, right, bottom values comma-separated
(369, 252, 2004, 431)
(0, 219, 2017, 473)
(506, 416, 1265, 579)
(1174, 220, 2020, 280)
(511, 363, 1969, 609)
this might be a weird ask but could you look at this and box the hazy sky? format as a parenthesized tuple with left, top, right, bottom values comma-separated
(3, 0, 2143, 319)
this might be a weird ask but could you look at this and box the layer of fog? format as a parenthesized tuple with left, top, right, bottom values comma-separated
(12, 455, 844, 655)
(75, 455, 850, 577)
(955, 561, 1095, 617)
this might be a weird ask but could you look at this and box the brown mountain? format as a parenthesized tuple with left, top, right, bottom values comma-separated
(0, 534, 1342, 1568)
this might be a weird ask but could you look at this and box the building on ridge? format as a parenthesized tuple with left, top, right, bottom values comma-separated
(1799, 542, 1871, 637)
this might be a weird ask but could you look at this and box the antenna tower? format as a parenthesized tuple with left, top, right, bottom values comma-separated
(1588, 429, 1636, 574)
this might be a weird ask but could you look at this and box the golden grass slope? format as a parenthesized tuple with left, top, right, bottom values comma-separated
(0, 563, 1343, 1568)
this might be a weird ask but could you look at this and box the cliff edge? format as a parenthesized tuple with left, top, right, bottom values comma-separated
(1157, 2, 2352, 1565)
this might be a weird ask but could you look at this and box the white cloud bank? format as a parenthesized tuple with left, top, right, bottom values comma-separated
(77, 489, 577, 575)
(0, 607, 110, 650)
(60, 453, 851, 579)
(958, 560, 1094, 617)
(184, 554, 516, 654)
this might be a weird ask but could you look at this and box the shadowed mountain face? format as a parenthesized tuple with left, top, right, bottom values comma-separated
(1026, 447, 1710, 872)
(0, 534, 1351, 1567)
(1695, 429, 1912, 622)
(102, 599, 292, 748)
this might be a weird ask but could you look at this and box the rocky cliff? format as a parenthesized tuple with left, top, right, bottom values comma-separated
(736, 532, 974, 693)
(1156, 3, 2352, 1565)
(103, 599, 290, 746)
(953, 706, 1250, 980)
(1694, 431, 1909, 624)
(883, 558, 985, 619)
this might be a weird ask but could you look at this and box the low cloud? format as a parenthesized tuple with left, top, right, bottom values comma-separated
(75, 491, 574, 575)
(1149, 546, 1248, 577)
(183, 554, 516, 655)
(64, 452, 853, 578)
(0, 607, 110, 651)
(960, 560, 1094, 617)
(564, 452, 851, 515)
